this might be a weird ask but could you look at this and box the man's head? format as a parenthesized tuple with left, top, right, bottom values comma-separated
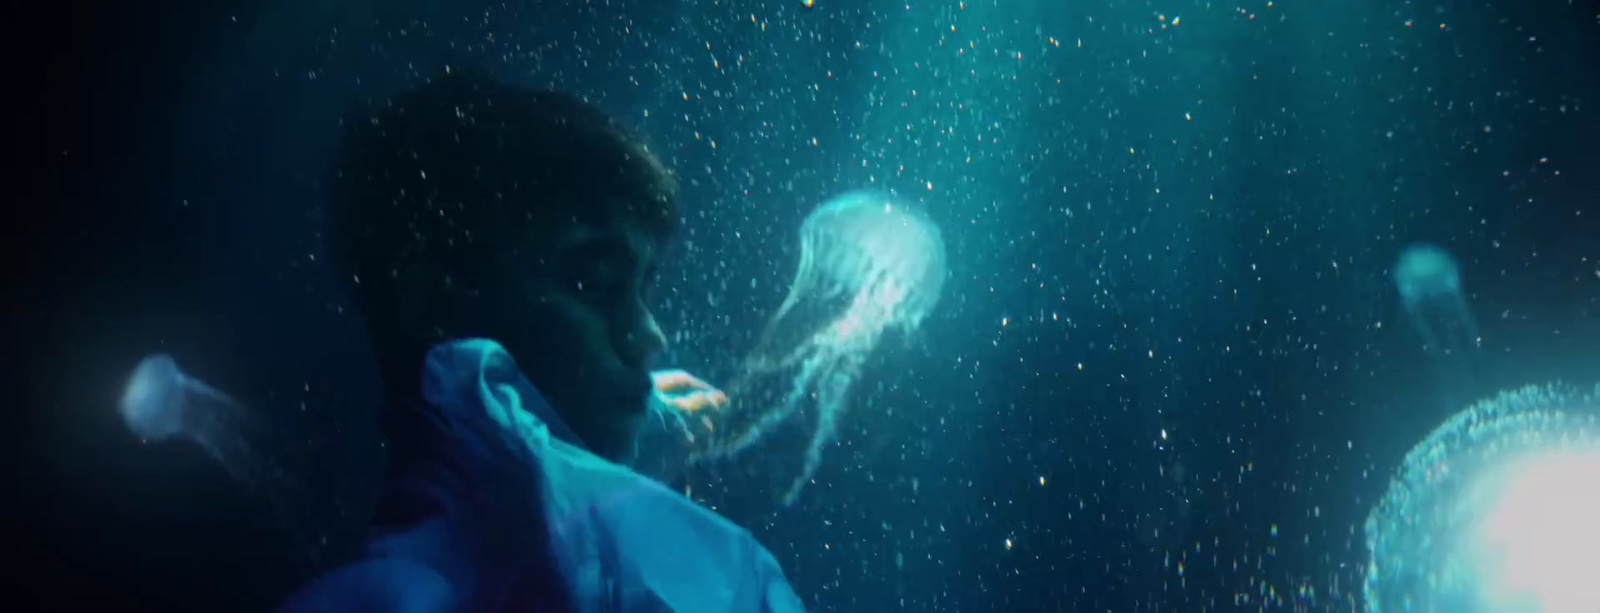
(327, 70, 676, 460)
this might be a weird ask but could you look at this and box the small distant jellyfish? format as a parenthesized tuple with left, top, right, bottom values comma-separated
(696, 190, 947, 505)
(120, 353, 274, 488)
(1365, 383, 1600, 613)
(1393, 243, 1480, 357)
(119, 352, 322, 560)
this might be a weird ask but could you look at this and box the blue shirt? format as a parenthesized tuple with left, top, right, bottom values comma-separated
(279, 339, 805, 613)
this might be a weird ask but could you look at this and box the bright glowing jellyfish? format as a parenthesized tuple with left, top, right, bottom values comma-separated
(1365, 383, 1600, 613)
(699, 190, 947, 504)
(1394, 243, 1480, 356)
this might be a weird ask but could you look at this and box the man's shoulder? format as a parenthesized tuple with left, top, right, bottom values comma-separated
(277, 558, 458, 613)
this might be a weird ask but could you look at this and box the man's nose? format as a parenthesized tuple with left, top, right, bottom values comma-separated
(623, 308, 669, 366)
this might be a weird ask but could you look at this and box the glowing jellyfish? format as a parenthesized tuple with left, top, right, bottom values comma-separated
(120, 353, 273, 486)
(1365, 383, 1600, 613)
(1393, 243, 1480, 356)
(119, 352, 324, 560)
(699, 190, 947, 504)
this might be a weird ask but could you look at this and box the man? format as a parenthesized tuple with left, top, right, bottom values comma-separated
(278, 68, 804, 612)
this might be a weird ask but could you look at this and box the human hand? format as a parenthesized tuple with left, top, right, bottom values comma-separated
(649, 370, 729, 447)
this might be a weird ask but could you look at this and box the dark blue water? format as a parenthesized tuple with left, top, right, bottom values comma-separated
(16, 0, 1599, 611)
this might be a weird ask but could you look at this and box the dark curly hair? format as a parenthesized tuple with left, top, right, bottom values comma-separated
(326, 68, 676, 355)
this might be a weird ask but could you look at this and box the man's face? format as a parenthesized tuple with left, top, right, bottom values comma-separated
(490, 206, 670, 461)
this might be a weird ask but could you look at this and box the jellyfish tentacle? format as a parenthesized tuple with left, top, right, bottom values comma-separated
(780, 351, 861, 506)
(1450, 292, 1482, 349)
(1407, 309, 1441, 354)
(181, 377, 249, 444)
(182, 375, 244, 411)
(697, 345, 828, 462)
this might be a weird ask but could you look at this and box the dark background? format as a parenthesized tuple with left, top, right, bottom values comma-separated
(12, 0, 1599, 611)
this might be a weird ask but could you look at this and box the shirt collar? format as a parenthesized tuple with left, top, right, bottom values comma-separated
(421, 338, 588, 451)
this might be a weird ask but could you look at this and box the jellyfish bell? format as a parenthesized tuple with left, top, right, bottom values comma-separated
(119, 353, 188, 443)
(751, 192, 947, 367)
(1394, 243, 1462, 309)
(1364, 383, 1600, 613)
(700, 190, 947, 504)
